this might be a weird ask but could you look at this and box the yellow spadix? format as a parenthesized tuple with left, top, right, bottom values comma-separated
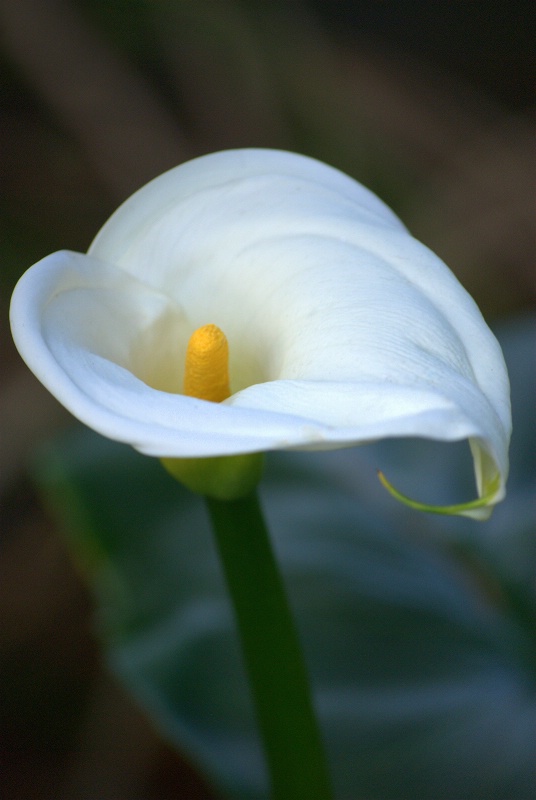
(162, 323, 263, 499)
(183, 324, 231, 402)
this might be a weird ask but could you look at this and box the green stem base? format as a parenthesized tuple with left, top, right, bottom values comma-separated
(206, 493, 333, 800)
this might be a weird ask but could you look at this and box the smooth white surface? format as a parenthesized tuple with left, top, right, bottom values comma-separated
(10, 149, 511, 514)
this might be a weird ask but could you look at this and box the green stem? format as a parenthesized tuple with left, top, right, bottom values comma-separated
(206, 492, 333, 800)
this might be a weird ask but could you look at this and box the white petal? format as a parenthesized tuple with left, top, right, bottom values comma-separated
(10, 149, 510, 508)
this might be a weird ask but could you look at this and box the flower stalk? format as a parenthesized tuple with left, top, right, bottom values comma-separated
(206, 491, 333, 800)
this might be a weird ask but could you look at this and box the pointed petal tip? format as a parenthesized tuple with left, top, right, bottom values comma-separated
(377, 470, 501, 521)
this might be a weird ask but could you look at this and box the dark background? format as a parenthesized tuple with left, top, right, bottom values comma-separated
(1, 1, 533, 798)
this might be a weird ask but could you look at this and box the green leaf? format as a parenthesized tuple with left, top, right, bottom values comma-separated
(32, 316, 536, 800)
(34, 428, 535, 800)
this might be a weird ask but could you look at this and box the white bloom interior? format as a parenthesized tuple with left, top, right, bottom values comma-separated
(10, 149, 511, 515)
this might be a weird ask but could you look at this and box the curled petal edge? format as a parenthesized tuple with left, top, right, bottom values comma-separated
(377, 470, 502, 521)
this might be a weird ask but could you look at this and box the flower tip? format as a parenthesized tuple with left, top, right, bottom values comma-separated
(377, 469, 499, 520)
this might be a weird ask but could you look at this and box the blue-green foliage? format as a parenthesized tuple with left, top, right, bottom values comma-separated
(35, 316, 536, 800)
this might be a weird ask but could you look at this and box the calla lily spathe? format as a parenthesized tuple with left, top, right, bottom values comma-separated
(9, 149, 511, 516)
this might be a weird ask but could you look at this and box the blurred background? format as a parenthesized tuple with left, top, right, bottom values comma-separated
(1, 1, 534, 798)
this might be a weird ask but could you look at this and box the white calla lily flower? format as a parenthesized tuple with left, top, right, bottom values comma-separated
(10, 149, 510, 517)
